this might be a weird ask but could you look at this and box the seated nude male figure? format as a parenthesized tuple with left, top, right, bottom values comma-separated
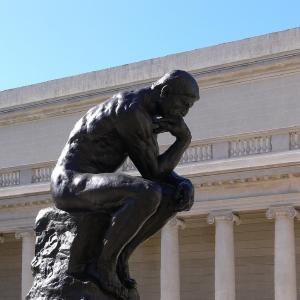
(51, 70, 199, 299)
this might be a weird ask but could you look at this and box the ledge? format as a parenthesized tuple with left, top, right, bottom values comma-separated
(124, 149, 300, 178)
(179, 192, 300, 217)
(0, 183, 50, 199)
(176, 149, 300, 177)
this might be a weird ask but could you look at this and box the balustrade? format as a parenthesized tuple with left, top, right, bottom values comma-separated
(1, 130, 299, 187)
(180, 143, 212, 164)
(31, 166, 54, 183)
(229, 136, 272, 157)
(0, 171, 20, 187)
(290, 132, 300, 150)
(122, 143, 212, 172)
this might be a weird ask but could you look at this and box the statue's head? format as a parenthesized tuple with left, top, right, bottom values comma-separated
(151, 70, 199, 118)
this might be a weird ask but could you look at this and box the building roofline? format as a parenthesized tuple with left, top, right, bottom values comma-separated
(1, 27, 300, 111)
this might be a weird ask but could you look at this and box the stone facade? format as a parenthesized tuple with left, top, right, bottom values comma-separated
(1, 27, 300, 299)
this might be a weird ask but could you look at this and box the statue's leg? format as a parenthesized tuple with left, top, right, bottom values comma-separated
(97, 193, 161, 297)
(117, 183, 177, 288)
(53, 172, 162, 299)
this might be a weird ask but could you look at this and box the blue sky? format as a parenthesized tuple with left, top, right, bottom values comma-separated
(0, 0, 299, 91)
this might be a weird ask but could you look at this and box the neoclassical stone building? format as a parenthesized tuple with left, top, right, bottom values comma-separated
(1, 28, 300, 300)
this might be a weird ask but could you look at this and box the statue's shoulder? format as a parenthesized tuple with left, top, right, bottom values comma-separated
(110, 92, 152, 137)
(81, 95, 120, 122)
(114, 92, 143, 117)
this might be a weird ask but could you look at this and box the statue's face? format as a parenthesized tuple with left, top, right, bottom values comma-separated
(160, 93, 197, 118)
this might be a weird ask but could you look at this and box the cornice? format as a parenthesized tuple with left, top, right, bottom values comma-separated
(196, 50, 300, 88)
(179, 192, 300, 218)
(2, 192, 300, 232)
(1, 51, 300, 127)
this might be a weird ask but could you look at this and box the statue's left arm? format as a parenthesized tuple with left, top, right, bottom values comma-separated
(117, 107, 194, 211)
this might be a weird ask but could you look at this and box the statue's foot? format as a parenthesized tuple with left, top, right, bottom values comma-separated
(128, 287, 140, 300)
(117, 255, 137, 289)
(98, 261, 129, 300)
(84, 262, 102, 285)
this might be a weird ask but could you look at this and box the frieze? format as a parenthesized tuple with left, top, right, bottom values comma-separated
(196, 172, 300, 188)
(0, 198, 52, 210)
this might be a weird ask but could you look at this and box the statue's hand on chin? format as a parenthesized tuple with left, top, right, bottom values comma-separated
(152, 117, 191, 143)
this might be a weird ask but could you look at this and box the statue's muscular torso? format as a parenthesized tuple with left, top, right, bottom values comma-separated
(55, 91, 158, 175)
(51, 90, 161, 209)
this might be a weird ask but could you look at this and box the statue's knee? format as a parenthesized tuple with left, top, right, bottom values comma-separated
(52, 188, 74, 211)
(144, 184, 162, 212)
(53, 196, 69, 211)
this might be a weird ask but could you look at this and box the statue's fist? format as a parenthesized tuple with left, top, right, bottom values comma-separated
(153, 117, 191, 141)
(174, 180, 194, 212)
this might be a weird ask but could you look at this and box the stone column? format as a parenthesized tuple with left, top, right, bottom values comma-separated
(0, 233, 4, 243)
(266, 206, 299, 300)
(160, 217, 185, 300)
(208, 211, 240, 300)
(15, 229, 35, 300)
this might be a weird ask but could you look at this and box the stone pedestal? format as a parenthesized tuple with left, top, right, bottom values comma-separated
(27, 207, 133, 300)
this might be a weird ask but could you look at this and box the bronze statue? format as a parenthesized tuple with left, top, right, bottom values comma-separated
(29, 70, 199, 300)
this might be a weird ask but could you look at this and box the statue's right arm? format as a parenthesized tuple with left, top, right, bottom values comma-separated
(116, 108, 191, 181)
(116, 107, 160, 180)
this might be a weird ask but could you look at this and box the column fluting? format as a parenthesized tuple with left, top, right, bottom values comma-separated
(267, 206, 299, 300)
(160, 217, 185, 300)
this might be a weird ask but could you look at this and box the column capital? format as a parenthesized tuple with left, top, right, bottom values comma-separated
(266, 205, 300, 220)
(15, 228, 35, 240)
(207, 210, 241, 225)
(167, 217, 186, 230)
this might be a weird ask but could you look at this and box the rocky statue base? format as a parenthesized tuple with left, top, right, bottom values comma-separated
(27, 207, 133, 300)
